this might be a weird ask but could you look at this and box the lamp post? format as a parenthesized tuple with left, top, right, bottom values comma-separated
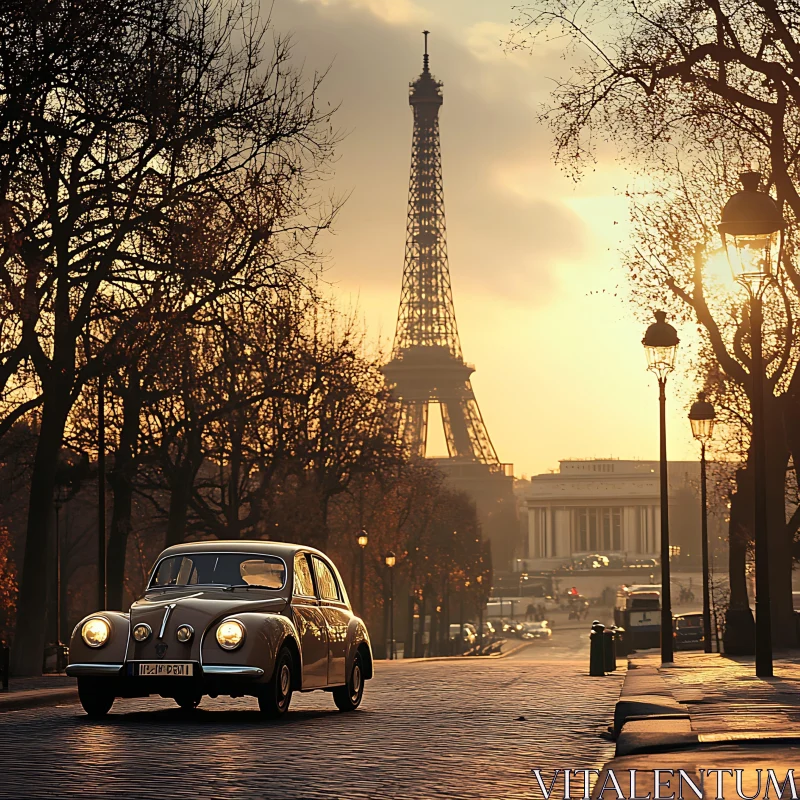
(643, 310, 680, 663)
(476, 574, 484, 651)
(98, 371, 106, 610)
(53, 484, 70, 651)
(385, 550, 396, 660)
(357, 530, 368, 615)
(689, 392, 716, 654)
(719, 171, 785, 678)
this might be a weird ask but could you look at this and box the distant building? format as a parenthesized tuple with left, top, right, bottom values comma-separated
(516, 459, 714, 572)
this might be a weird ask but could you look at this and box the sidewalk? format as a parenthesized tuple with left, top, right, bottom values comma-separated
(595, 651, 800, 798)
(0, 675, 77, 713)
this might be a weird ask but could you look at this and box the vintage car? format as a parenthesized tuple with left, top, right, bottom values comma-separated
(66, 541, 373, 719)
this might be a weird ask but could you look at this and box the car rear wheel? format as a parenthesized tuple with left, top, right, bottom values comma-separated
(333, 650, 364, 712)
(78, 679, 114, 719)
(258, 646, 293, 718)
(174, 693, 202, 711)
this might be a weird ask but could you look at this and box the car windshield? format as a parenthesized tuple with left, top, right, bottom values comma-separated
(149, 552, 286, 590)
(676, 616, 703, 629)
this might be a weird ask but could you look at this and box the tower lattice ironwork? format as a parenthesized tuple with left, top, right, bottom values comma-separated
(384, 33, 499, 466)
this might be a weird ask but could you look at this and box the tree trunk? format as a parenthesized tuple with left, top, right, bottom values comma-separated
(11, 394, 70, 675)
(165, 466, 194, 547)
(106, 374, 142, 610)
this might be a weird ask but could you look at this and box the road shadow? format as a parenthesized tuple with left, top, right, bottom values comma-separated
(70, 705, 353, 728)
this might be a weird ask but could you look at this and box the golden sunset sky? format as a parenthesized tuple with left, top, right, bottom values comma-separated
(270, 0, 707, 478)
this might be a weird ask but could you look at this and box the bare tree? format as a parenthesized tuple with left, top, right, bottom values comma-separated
(511, 0, 800, 645)
(4, 0, 336, 674)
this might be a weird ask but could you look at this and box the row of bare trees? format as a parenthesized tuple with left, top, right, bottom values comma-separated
(512, 0, 800, 644)
(0, 0, 491, 674)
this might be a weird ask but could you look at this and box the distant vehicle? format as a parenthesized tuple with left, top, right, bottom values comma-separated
(673, 612, 705, 650)
(573, 554, 610, 570)
(449, 624, 478, 647)
(628, 558, 658, 568)
(519, 621, 552, 640)
(615, 586, 661, 649)
(481, 621, 497, 638)
(625, 584, 662, 596)
(542, 596, 560, 611)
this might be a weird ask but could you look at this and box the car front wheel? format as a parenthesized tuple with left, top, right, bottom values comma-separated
(258, 646, 293, 718)
(78, 678, 114, 719)
(174, 693, 202, 711)
(333, 650, 364, 712)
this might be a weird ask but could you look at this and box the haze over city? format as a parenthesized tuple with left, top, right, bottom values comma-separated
(269, 0, 704, 478)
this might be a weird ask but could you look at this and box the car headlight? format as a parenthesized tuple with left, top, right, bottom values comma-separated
(82, 617, 110, 648)
(216, 619, 245, 650)
(133, 623, 152, 642)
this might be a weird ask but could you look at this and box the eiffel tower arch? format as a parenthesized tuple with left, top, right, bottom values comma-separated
(383, 33, 519, 571)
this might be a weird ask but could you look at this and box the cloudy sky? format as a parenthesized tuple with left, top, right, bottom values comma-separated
(268, 0, 703, 478)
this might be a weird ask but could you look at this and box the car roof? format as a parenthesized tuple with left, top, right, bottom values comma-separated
(156, 539, 330, 563)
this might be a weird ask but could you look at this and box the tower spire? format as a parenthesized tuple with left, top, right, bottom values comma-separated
(423, 30, 430, 73)
(383, 39, 500, 467)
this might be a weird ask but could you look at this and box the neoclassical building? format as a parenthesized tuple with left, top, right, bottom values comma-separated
(517, 459, 702, 571)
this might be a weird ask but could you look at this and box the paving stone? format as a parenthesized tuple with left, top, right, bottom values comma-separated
(0, 656, 624, 799)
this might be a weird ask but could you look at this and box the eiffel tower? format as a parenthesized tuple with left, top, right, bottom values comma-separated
(383, 33, 517, 567)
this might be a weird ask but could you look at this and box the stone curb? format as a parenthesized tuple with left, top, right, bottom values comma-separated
(0, 687, 78, 713)
(611, 658, 691, 750)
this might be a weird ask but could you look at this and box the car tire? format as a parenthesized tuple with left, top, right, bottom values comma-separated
(333, 650, 364, 712)
(174, 693, 202, 711)
(258, 645, 293, 718)
(78, 679, 114, 719)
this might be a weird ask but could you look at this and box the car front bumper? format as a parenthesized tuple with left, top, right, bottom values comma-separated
(66, 662, 266, 696)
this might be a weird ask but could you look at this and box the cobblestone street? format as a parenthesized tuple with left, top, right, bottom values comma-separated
(0, 637, 622, 800)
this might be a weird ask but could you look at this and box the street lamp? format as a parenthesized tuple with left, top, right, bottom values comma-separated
(385, 551, 396, 660)
(357, 530, 368, 615)
(53, 483, 70, 654)
(476, 574, 484, 650)
(689, 392, 716, 654)
(643, 310, 680, 663)
(718, 170, 785, 678)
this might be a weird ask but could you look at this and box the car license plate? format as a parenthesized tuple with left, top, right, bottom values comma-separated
(138, 662, 193, 677)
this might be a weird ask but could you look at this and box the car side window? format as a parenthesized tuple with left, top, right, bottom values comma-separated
(312, 556, 341, 602)
(293, 554, 315, 598)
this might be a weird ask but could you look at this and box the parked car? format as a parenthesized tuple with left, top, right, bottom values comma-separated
(673, 612, 705, 650)
(519, 621, 552, 640)
(481, 620, 497, 638)
(449, 623, 478, 647)
(67, 541, 373, 718)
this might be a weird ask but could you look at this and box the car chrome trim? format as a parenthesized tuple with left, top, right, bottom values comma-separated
(65, 663, 123, 676)
(158, 604, 177, 639)
(202, 665, 264, 677)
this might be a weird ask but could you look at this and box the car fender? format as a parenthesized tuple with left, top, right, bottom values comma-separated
(67, 611, 130, 667)
(201, 612, 299, 683)
(345, 616, 373, 680)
